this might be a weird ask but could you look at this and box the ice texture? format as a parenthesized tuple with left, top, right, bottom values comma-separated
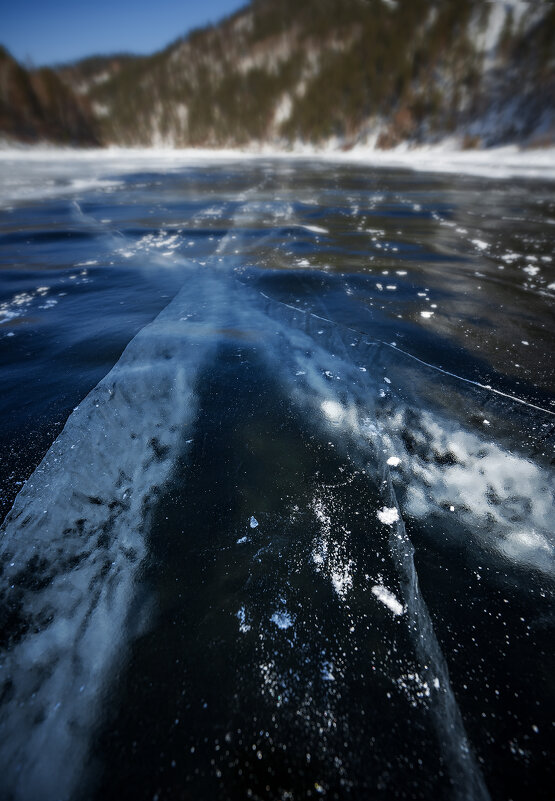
(0, 271, 222, 800)
(0, 209, 552, 801)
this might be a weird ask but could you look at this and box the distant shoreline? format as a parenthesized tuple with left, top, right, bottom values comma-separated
(1, 141, 555, 182)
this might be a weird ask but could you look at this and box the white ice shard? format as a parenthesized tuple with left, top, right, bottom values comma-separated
(0, 270, 222, 801)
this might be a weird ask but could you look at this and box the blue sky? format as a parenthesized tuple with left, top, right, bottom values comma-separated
(3, 0, 245, 66)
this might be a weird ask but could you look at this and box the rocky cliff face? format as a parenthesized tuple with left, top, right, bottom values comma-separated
(2, 0, 554, 149)
(0, 47, 99, 145)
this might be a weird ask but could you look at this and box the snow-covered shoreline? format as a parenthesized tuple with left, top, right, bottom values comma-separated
(1, 141, 554, 183)
(326, 143, 555, 181)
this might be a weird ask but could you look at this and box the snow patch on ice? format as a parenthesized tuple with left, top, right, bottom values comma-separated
(271, 610, 293, 630)
(237, 607, 251, 633)
(371, 585, 404, 616)
(321, 399, 344, 424)
(302, 224, 328, 234)
(377, 507, 399, 525)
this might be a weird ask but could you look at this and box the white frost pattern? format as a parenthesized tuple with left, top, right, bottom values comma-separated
(311, 495, 354, 601)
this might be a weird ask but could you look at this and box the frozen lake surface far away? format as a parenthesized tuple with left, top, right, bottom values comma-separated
(0, 151, 553, 801)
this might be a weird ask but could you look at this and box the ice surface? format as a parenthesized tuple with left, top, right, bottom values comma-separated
(4, 264, 550, 799)
(0, 173, 552, 800)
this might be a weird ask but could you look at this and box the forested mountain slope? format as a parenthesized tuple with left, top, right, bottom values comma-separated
(2, 0, 554, 149)
(0, 47, 99, 145)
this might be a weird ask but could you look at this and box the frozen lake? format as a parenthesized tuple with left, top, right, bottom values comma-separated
(0, 152, 553, 801)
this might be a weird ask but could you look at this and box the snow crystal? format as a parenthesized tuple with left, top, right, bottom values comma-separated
(270, 611, 293, 630)
(321, 400, 343, 423)
(237, 607, 251, 633)
(321, 661, 335, 681)
(302, 224, 328, 234)
(377, 507, 399, 525)
(371, 585, 404, 616)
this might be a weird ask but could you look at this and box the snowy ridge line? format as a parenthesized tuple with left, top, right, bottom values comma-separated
(252, 290, 491, 798)
(305, 291, 491, 798)
(259, 290, 491, 799)
(0, 270, 222, 801)
(256, 289, 555, 417)
(378, 457, 491, 801)
(253, 286, 551, 783)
